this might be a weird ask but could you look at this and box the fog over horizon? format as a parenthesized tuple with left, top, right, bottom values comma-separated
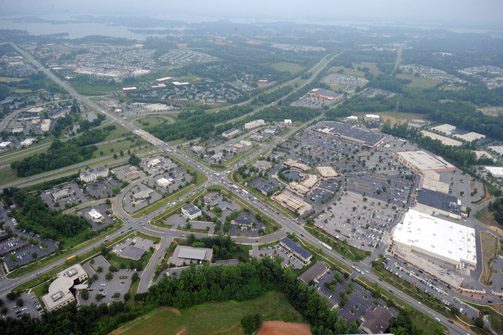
(1, 0, 502, 30)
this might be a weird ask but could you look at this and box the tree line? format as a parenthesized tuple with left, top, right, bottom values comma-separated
(2, 188, 92, 246)
(11, 127, 112, 177)
(1, 259, 369, 335)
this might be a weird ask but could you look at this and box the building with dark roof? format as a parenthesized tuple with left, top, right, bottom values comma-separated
(280, 237, 312, 264)
(415, 188, 463, 220)
(232, 212, 254, 226)
(316, 121, 385, 148)
(298, 262, 329, 284)
(360, 306, 395, 334)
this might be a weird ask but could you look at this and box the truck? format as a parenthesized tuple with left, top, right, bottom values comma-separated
(320, 242, 332, 250)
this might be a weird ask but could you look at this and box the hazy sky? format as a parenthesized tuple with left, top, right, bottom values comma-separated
(1, 0, 502, 28)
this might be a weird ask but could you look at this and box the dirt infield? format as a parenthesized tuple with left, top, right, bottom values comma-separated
(258, 321, 311, 335)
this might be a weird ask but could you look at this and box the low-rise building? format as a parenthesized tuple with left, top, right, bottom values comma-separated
(244, 119, 266, 130)
(360, 306, 395, 334)
(156, 177, 174, 188)
(168, 245, 213, 267)
(42, 264, 88, 312)
(88, 208, 104, 223)
(79, 167, 109, 183)
(222, 128, 241, 139)
(20, 138, 35, 147)
(51, 188, 72, 201)
(280, 237, 312, 264)
(181, 203, 202, 220)
(298, 262, 329, 284)
(485, 166, 503, 178)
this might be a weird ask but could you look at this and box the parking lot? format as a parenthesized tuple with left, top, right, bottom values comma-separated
(41, 182, 89, 210)
(315, 192, 398, 251)
(80, 255, 136, 305)
(1, 292, 42, 320)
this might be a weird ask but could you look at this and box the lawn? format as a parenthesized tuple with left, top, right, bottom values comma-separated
(476, 207, 499, 228)
(271, 62, 304, 74)
(111, 291, 305, 335)
(104, 125, 132, 141)
(379, 111, 425, 125)
(353, 62, 381, 76)
(304, 225, 370, 261)
(480, 231, 501, 285)
(0, 166, 19, 185)
(133, 115, 174, 130)
(396, 73, 440, 89)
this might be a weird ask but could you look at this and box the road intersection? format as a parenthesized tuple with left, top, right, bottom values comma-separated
(1, 44, 478, 334)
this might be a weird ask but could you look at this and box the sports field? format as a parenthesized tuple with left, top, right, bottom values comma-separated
(110, 291, 306, 335)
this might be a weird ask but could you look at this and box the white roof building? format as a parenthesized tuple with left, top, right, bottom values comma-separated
(41, 119, 51, 132)
(392, 209, 476, 269)
(20, 138, 35, 147)
(484, 166, 503, 178)
(147, 158, 161, 168)
(156, 177, 174, 188)
(244, 119, 266, 130)
(0, 141, 12, 149)
(453, 132, 486, 143)
(42, 264, 88, 312)
(88, 209, 104, 222)
(431, 124, 457, 135)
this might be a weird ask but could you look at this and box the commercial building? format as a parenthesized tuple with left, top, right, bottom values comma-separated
(420, 130, 462, 147)
(244, 119, 266, 130)
(147, 158, 161, 168)
(415, 189, 462, 220)
(169, 245, 213, 266)
(280, 237, 312, 264)
(298, 262, 329, 284)
(181, 203, 202, 220)
(484, 166, 503, 178)
(308, 88, 343, 101)
(316, 166, 337, 178)
(453, 132, 486, 143)
(488, 145, 503, 156)
(79, 167, 109, 183)
(156, 177, 174, 188)
(221, 128, 241, 139)
(88, 208, 104, 223)
(392, 209, 477, 270)
(51, 188, 72, 201)
(42, 264, 88, 312)
(272, 191, 312, 215)
(20, 138, 35, 147)
(284, 159, 310, 172)
(395, 151, 455, 173)
(316, 122, 385, 147)
(360, 306, 395, 334)
(41, 119, 51, 132)
(431, 124, 457, 135)
(0, 141, 11, 149)
(133, 189, 153, 201)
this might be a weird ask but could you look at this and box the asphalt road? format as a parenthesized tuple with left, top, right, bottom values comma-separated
(1, 43, 477, 334)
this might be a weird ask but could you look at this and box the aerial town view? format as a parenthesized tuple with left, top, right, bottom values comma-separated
(0, 1, 503, 335)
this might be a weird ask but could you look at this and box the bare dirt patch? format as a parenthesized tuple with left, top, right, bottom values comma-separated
(258, 321, 311, 335)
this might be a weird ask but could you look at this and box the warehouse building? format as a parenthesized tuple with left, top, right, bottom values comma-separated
(272, 191, 312, 215)
(392, 209, 477, 270)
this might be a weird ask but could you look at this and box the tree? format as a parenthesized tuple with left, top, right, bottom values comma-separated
(241, 314, 262, 335)
(81, 289, 89, 300)
(16, 298, 24, 307)
(129, 154, 141, 166)
(106, 272, 113, 281)
(6, 292, 17, 301)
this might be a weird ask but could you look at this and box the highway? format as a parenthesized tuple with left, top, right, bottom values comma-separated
(2, 43, 475, 335)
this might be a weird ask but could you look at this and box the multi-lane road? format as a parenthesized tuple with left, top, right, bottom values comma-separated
(1, 44, 476, 334)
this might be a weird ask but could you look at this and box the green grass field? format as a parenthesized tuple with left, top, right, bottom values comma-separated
(271, 62, 304, 74)
(133, 115, 174, 129)
(92, 139, 138, 158)
(396, 73, 440, 89)
(104, 125, 132, 141)
(111, 291, 305, 335)
(0, 166, 19, 184)
(353, 62, 381, 76)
